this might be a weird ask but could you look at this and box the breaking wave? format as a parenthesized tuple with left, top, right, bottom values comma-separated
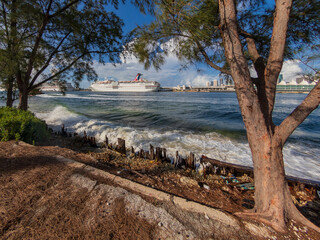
(35, 105, 320, 181)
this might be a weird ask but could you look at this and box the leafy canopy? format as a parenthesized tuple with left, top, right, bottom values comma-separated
(129, 0, 320, 76)
(0, 0, 125, 90)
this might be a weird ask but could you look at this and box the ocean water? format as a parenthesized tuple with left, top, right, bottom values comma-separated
(2, 91, 319, 181)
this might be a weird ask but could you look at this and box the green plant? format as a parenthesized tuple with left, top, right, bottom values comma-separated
(0, 107, 49, 144)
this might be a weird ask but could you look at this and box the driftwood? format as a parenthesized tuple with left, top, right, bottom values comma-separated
(61, 124, 68, 137)
(175, 151, 179, 167)
(286, 176, 320, 189)
(116, 138, 126, 155)
(88, 136, 97, 147)
(155, 147, 161, 161)
(138, 149, 145, 158)
(162, 148, 167, 160)
(149, 144, 155, 160)
(105, 136, 109, 148)
(202, 155, 320, 190)
(186, 152, 195, 169)
(201, 155, 253, 177)
(55, 131, 320, 192)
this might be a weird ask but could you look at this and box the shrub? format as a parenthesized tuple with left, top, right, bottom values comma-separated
(0, 107, 49, 144)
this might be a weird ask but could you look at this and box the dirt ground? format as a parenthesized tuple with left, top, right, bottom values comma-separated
(1, 137, 320, 239)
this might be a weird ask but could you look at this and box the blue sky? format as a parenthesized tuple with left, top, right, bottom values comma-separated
(80, 1, 318, 89)
(81, 1, 227, 88)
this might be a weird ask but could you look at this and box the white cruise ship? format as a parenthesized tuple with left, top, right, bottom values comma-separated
(40, 82, 74, 92)
(90, 74, 160, 92)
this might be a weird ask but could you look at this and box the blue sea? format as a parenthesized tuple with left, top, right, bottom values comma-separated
(2, 91, 319, 181)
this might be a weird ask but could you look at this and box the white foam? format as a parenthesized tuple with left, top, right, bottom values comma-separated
(35, 106, 89, 131)
(33, 105, 320, 182)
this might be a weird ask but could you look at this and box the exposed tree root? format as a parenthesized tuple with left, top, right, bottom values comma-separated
(235, 211, 287, 233)
(284, 186, 320, 234)
(235, 187, 320, 234)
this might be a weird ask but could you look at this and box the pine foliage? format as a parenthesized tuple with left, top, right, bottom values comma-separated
(129, 0, 320, 74)
(0, 0, 125, 108)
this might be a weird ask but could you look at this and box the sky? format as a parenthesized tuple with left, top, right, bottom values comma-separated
(79, 1, 317, 89)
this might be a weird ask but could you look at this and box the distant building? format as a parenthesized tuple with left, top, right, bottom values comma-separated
(276, 76, 317, 92)
(213, 80, 218, 87)
(225, 78, 233, 86)
(295, 77, 304, 84)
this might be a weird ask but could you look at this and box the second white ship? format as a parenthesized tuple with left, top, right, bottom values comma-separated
(90, 73, 160, 92)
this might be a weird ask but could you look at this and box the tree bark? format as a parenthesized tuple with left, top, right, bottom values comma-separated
(6, 76, 14, 107)
(18, 84, 28, 110)
(218, 0, 320, 233)
(17, 70, 28, 110)
(248, 132, 288, 231)
(264, 0, 292, 116)
(5, 0, 17, 108)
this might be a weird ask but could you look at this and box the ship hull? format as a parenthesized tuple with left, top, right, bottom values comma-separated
(90, 81, 160, 92)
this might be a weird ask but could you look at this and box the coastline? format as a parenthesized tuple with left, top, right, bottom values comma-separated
(40, 129, 320, 222)
(28, 91, 320, 182)
(1, 132, 320, 239)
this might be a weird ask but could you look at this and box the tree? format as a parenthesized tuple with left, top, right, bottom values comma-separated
(296, 44, 320, 81)
(129, 0, 320, 232)
(0, 0, 19, 107)
(0, 0, 124, 110)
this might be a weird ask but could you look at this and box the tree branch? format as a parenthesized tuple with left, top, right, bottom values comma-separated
(218, 0, 253, 91)
(1, 2, 9, 41)
(29, 31, 71, 88)
(31, 54, 85, 90)
(195, 40, 231, 75)
(48, 0, 80, 19)
(0, 0, 9, 6)
(240, 29, 265, 79)
(31, 49, 122, 90)
(277, 80, 320, 145)
(264, 0, 293, 116)
(297, 57, 319, 74)
(240, 29, 273, 123)
(24, 0, 53, 84)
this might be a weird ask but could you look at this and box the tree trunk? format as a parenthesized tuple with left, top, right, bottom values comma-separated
(247, 130, 288, 231)
(239, 127, 320, 232)
(18, 85, 28, 110)
(6, 77, 14, 107)
(218, 0, 320, 233)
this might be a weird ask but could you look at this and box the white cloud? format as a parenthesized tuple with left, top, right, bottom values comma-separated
(280, 60, 303, 83)
(81, 42, 304, 89)
(80, 47, 219, 89)
(80, 57, 306, 89)
(249, 60, 303, 83)
(181, 72, 217, 86)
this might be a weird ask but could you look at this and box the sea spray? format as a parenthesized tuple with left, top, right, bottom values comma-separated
(33, 104, 320, 181)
